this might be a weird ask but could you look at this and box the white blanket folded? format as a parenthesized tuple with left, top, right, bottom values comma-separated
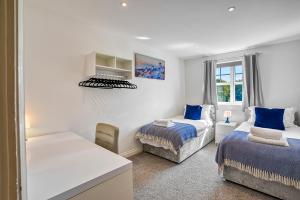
(248, 133, 289, 147)
(250, 126, 282, 140)
(154, 119, 172, 124)
(153, 119, 174, 127)
(153, 122, 175, 128)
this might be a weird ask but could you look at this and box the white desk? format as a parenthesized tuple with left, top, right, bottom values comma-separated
(26, 132, 133, 200)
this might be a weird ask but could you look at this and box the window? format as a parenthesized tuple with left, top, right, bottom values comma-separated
(216, 61, 243, 104)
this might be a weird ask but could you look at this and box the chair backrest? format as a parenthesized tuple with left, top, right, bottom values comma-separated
(95, 123, 119, 154)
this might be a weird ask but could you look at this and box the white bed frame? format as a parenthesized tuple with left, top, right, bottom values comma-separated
(224, 166, 300, 200)
(143, 126, 215, 163)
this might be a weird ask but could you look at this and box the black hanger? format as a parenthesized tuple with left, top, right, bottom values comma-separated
(79, 77, 137, 89)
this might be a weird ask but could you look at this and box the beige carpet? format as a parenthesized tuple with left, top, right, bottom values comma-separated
(129, 142, 277, 200)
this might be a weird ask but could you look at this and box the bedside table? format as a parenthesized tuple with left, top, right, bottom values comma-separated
(215, 121, 238, 144)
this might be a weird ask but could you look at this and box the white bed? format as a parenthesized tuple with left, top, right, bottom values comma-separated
(137, 105, 216, 163)
(137, 115, 213, 153)
(222, 121, 300, 200)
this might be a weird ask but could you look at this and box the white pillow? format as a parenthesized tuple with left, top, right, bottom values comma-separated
(201, 105, 213, 120)
(284, 107, 296, 128)
(247, 106, 256, 123)
(248, 106, 296, 128)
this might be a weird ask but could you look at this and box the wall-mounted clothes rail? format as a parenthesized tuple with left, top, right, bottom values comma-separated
(81, 52, 136, 89)
(79, 75, 137, 89)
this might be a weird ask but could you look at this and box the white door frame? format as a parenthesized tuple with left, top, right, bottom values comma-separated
(18, 0, 28, 199)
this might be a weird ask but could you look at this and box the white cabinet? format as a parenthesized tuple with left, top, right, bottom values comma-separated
(86, 52, 133, 79)
(215, 121, 238, 144)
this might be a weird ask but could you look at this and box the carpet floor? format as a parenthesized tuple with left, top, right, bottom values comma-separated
(129, 142, 277, 200)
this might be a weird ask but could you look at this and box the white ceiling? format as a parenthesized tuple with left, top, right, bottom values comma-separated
(27, 0, 300, 58)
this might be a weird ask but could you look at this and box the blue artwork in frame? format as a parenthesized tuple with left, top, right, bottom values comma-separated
(135, 53, 165, 80)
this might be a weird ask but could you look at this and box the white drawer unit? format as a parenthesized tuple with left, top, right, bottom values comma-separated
(215, 121, 238, 144)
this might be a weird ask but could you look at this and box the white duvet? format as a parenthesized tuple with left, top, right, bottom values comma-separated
(169, 115, 211, 135)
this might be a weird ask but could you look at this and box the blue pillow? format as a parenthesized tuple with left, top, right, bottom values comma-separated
(254, 107, 285, 130)
(184, 105, 202, 120)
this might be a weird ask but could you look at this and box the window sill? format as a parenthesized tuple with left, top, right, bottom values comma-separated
(218, 102, 242, 106)
(217, 103, 243, 111)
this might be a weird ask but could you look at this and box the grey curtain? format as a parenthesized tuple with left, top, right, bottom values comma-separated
(203, 60, 217, 107)
(242, 54, 264, 110)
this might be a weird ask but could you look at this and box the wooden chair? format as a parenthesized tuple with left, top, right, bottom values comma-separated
(95, 123, 119, 154)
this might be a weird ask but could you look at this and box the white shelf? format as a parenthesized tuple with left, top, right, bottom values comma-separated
(117, 68, 132, 72)
(95, 53, 115, 68)
(116, 57, 132, 71)
(96, 65, 132, 73)
(85, 52, 133, 80)
(96, 65, 117, 72)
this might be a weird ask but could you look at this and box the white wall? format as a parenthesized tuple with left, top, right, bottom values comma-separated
(24, 4, 185, 154)
(185, 40, 300, 124)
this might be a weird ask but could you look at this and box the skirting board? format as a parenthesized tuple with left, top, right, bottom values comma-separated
(120, 147, 142, 158)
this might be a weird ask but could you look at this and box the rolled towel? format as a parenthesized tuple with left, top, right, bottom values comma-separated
(153, 122, 175, 128)
(250, 126, 282, 140)
(248, 133, 289, 147)
(154, 119, 172, 125)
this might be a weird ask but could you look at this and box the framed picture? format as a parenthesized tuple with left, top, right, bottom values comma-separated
(135, 53, 165, 80)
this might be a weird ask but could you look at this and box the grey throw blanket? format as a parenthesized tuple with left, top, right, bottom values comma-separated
(139, 122, 197, 151)
(215, 131, 300, 188)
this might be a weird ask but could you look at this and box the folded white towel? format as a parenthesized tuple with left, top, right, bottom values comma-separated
(154, 119, 172, 125)
(248, 133, 289, 147)
(153, 122, 175, 128)
(250, 126, 282, 140)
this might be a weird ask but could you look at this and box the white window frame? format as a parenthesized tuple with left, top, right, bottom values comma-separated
(216, 62, 243, 105)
